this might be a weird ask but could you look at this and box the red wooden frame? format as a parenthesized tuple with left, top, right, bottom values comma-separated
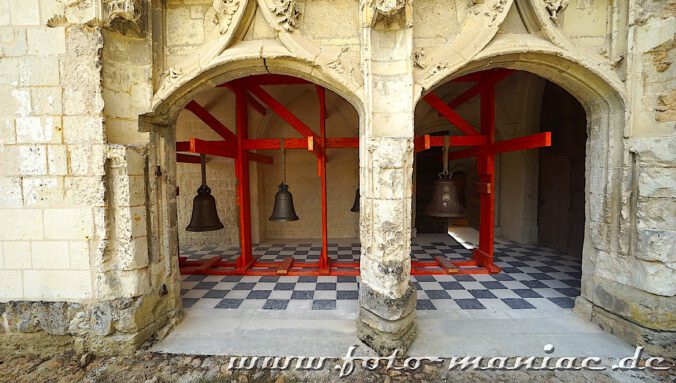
(177, 71, 551, 276)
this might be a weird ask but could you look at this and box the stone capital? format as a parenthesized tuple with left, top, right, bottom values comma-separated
(362, 0, 413, 28)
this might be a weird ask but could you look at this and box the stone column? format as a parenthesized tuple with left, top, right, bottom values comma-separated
(357, 1, 417, 355)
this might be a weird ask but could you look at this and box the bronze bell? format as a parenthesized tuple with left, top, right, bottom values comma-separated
(269, 182, 299, 221)
(350, 188, 360, 213)
(424, 175, 464, 218)
(186, 155, 224, 232)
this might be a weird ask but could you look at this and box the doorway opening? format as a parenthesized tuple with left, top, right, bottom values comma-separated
(410, 69, 586, 311)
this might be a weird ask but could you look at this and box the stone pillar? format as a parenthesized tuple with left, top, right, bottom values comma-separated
(357, 1, 417, 355)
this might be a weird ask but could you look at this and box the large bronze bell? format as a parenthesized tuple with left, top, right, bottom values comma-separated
(186, 155, 224, 232)
(424, 175, 464, 218)
(269, 182, 299, 221)
(424, 135, 464, 218)
(350, 188, 360, 212)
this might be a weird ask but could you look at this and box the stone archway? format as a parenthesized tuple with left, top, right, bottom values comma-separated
(415, 49, 630, 347)
(137, 56, 366, 332)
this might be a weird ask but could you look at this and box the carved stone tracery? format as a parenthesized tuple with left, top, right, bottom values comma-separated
(212, 0, 241, 35)
(270, 0, 302, 32)
(543, 0, 569, 23)
(103, 0, 145, 36)
(362, 0, 413, 28)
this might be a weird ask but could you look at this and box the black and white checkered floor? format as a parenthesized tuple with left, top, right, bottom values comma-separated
(180, 236, 581, 312)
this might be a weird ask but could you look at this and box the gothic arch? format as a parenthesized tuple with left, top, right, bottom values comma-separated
(415, 45, 627, 304)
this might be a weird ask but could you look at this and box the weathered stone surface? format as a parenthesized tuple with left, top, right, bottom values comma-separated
(359, 281, 416, 322)
(358, 282, 417, 355)
(0, 0, 673, 359)
(577, 296, 676, 359)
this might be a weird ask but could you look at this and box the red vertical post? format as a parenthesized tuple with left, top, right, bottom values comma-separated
(317, 86, 330, 274)
(234, 81, 254, 271)
(473, 74, 501, 273)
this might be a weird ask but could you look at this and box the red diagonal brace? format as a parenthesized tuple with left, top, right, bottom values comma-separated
(219, 83, 267, 116)
(447, 69, 513, 109)
(184, 101, 237, 142)
(423, 93, 480, 136)
(247, 84, 318, 140)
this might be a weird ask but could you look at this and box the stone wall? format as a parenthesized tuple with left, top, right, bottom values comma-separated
(0, 2, 103, 302)
(0, 0, 673, 359)
(0, 0, 180, 354)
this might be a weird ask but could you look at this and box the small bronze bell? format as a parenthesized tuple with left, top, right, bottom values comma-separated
(350, 188, 360, 213)
(186, 155, 224, 232)
(269, 182, 299, 221)
(269, 141, 299, 222)
(424, 176, 464, 218)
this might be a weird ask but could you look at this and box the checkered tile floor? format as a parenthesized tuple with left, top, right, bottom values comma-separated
(180, 237, 581, 312)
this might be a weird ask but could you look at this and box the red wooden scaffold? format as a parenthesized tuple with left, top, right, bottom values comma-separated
(177, 70, 551, 276)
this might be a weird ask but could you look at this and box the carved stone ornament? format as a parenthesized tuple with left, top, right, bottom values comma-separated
(412, 48, 426, 69)
(327, 47, 350, 75)
(103, 0, 145, 37)
(213, 0, 241, 34)
(543, 0, 569, 23)
(363, 0, 413, 28)
(270, 0, 301, 32)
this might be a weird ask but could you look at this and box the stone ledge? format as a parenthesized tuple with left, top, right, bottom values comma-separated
(0, 294, 180, 355)
(575, 296, 676, 359)
(586, 276, 675, 331)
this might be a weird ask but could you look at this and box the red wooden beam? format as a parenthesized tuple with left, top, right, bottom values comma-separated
(414, 135, 432, 153)
(177, 140, 273, 164)
(317, 86, 329, 275)
(474, 77, 501, 273)
(446, 132, 551, 160)
(190, 138, 237, 158)
(241, 138, 358, 150)
(219, 83, 267, 116)
(414, 135, 487, 153)
(176, 153, 201, 163)
(247, 84, 319, 139)
(242, 138, 308, 150)
(234, 81, 254, 271)
(423, 93, 480, 136)
(307, 135, 323, 159)
(184, 101, 237, 142)
(176, 141, 190, 152)
(447, 69, 513, 109)
(429, 135, 487, 147)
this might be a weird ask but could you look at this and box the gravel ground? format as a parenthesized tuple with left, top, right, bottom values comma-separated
(0, 350, 673, 383)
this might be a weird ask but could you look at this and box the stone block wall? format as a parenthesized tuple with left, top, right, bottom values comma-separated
(0, 0, 181, 354)
(0, 2, 104, 302)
